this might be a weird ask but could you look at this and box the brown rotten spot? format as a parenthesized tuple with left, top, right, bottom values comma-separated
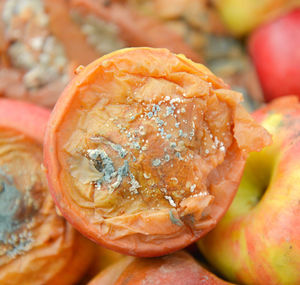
(0, 99, 94, 285)
(44, 48, 271, 257)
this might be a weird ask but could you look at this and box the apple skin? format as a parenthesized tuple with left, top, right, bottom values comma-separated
(198, 96, 300, 285)
(0, 98, 50, 144)
(88, 251, 233, 285)
(215, 0, 299, 36)
(248, 8, 300, 102)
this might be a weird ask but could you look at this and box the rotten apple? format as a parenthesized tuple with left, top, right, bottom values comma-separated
(0, 99, 94, 285)
(43, 47, 270, 257)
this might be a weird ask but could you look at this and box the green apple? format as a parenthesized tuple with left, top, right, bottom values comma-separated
(198, 96, 300, 285)
(215, 0, 300, 36)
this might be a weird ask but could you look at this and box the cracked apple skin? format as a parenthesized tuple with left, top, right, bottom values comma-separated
(88, 251, 233, 285)
(198, 96, 300, 285)
(43, 47, 270, 257)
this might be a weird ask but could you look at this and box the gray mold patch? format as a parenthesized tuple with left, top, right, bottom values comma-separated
(169, 210, 183, 226)
(89, 137, 140, 194)
(0, 181, 23, 235)
(0, 172, 34, 257)
(88, 148, 116, 185)
(90, 136, 128, 159)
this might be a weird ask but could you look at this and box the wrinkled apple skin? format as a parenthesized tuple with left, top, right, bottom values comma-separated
(198, 96, 300, 285)
(249, 9, 300, 102)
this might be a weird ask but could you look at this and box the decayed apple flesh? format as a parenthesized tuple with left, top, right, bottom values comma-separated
(1, 0, 69, 92)
(0, 128, 46, 259)
(65, 86, 229, 230)
(0, 0, 122, 106)
(0, 126, 92, 284)
(46, 49, 271, 256)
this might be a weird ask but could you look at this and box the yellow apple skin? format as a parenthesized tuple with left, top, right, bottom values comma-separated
(215, 0, 300, 36)
(198, 96, 300, 285)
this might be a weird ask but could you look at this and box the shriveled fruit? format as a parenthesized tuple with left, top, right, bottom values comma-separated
(44, 47, 271, 257)
(0, 99, 94, 285)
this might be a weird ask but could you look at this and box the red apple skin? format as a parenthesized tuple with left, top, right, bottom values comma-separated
(198, 96, 300, 285)
(0, 98, 50, 143)
(248, 9, 300, 102)
(88, 251, 233, 285)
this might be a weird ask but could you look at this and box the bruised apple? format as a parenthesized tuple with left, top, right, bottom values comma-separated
(0, 99, 94, 285)
(249, 8, 300, 101)
(44, 47, 271, 257)
(88, 251, 232, 285)
(198, 96, 300, 285)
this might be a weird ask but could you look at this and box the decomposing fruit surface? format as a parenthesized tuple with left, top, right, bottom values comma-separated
(0, 0, 200, 107)
(88, 251, 232, 285)
(0, 0, 73, 106)
(44, 48, 271, 257)
(0, 99, 94, 285)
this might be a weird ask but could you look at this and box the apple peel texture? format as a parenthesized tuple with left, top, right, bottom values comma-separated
(198, 96, 300, 285)
(44, 48, 271, 257)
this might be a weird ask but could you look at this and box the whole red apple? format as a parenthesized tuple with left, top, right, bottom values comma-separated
(88, 251, 232, 285)
(249, 9, 300, 101)
(198, 96, 300, 285)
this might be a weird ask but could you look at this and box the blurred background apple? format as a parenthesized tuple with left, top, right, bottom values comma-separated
(215, 0, 299, 36)
(249, 8, 300, 101)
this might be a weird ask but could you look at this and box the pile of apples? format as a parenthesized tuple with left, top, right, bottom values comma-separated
(95, 4, 300, 285)
(0, 2, 300, 285)
(66, 5, 300, 284)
